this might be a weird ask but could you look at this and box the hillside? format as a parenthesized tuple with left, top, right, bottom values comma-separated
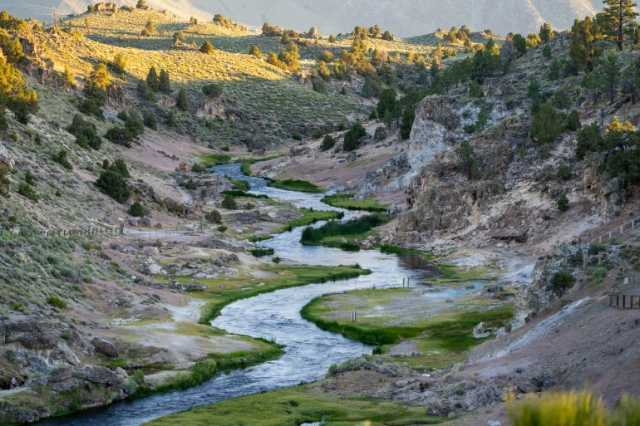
(6, 0, 602, 36)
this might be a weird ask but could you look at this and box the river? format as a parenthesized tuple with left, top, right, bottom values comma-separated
(40, 164, 461, 426)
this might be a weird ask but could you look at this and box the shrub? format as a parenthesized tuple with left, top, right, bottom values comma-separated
(320, 135, 336, 151)
(200, 41, 215, 54)
(557, 193, 570, 212)
(551, 270, 575, 292)
(128, 201, 145, 217)
(111, 53, 127, 75)
(205, 209, 222, 224)
(52, 149, 72, 170)
(96, 160, 130, 203)
(249, 45, 262, 58)
(176, 88, 189, 111)
(68, 114, 102, 150)
(508, 391, 605, 426)
(17, 181, 38, 202)
(143, 110, 157, 129)
(566, 110, 581, 131)
(531, 103, 565, 144)
(47, 295, 67, 310)
(202, 83, 223, 98)
(105, 126, 133, 147)
(557, 164, 573, 181)
(0, 163, 10, 196)
(79, 96, 104, 119)
(400, 108, 415, 140)
(221, 195, 238, 209)
(576, 123, 602, 160)
(343, 122, 366, 151)
(217, 225, 227, 233)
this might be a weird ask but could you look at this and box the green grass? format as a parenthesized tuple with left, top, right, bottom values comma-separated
(278, 209, 344, 233)
(268, 179, 324, 193)
(191, 264, 371, 325)
(230, 179, 250, 192)
(322, 193, 388, 212)
(250, 247, 275, 257)
(301, 214, 389, 251)
(198, 153, 233, 167)
(302, 289, 513, 368)
(135, 342, 283, 398)
(145, 385, 444, 426)
(222, 190, 269, 199)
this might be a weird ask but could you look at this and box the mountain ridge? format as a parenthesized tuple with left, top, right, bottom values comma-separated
(5, 0, 603, 36)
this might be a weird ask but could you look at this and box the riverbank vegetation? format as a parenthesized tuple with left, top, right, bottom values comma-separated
(268, 178, 324, 193)
(135, 340, 283, 398)
(277, 208, 344, 233)
(322, 193, 388, 212)
(302, 288, 513, 369)
(301, 214, 389, 251)
(145, 385, 444, 426)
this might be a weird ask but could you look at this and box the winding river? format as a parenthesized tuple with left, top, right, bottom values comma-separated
(41, 164, 464, 426)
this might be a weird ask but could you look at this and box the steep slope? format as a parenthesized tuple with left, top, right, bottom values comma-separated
(5, 0, 603, 36)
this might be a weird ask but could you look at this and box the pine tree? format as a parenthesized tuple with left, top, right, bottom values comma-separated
(570, 17, 598, 71)
(146, 66, 159, 90)
(602, 0, 639, 50)
(159, 69, 171, 93)
(539, 22, 555, 43)
(176, 88, 188, 111)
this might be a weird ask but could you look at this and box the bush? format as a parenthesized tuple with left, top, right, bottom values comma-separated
(79, 96, 104, 119)
(576, 123, 602, 160)
(68, 114, 102, 150)
(531, 103, 565, 144)
(205, 209, 222, 224)
(221, 195, 238, 210)
(143, 110, 157, 129)
(557, 163, 573, 181)
(47, 295, 68, 310)
(96, 161, 130, 203)
(202, 83, 223, 98)
(400, 108, 415, 140)
(52, 149, 72, 170)
(176, 88, 189, 111)
(17, 181, 38, 202)
(508, 391, 605, 426)
(0, 163, 10, 196)
(551, 271, 575, 293)
(565, 110, 581, 131)
(320, 135, 336, 151)
(343, 123, 366, 151)
(200, 41, 215, 54)
(111, 53, 127, 75)
(105, 126, 133, 147)
(128, 201, 145, 217)
(557, 193, 570, 212)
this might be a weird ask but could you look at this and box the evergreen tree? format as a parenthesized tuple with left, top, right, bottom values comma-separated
(159, 69, 171, 93)
(570, 17, 598, 71)
(602, 0, 638, 50)
(512, 34, 527, 56)
(176, 88, 188, 111)
(539, 22, 555, 43)
(146, 66, 159, 90)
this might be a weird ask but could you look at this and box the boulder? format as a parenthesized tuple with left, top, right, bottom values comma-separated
(91, 337, 119, 358)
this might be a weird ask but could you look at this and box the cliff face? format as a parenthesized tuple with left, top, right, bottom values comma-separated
(394, 37, 631, 252)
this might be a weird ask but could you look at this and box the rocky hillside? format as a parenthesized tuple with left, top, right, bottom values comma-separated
(6, 0, 602, 36)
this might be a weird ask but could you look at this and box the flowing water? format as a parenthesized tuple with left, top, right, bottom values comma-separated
(41, 164, 466, 426)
